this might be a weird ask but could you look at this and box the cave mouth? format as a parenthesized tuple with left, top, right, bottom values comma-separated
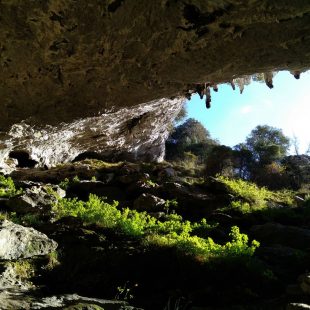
(72, 151, 105, 162)
(9, 150, 38, 168)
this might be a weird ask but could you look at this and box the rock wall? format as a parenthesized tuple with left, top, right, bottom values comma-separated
(1, 0, 310, 128)
(0, 97, 183, 170)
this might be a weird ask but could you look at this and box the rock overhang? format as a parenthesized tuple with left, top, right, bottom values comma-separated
(1, 0, 310, 167)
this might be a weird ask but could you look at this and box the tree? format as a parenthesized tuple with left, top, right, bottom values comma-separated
(165, 118, 217, 161)
(205, 145, 235, 177)
(291, 134, 300, 155)
(244, 125, 290, 165)
(233, 143, 253, 179)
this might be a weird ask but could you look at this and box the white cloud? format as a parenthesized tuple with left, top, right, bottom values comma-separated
(240, 105, 253, 114)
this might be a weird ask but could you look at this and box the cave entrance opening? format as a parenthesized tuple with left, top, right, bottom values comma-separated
(9, 150, 38, 168)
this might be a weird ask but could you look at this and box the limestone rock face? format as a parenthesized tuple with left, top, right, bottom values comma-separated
(0, 220, 57, 260)
(0, 97, 183, 169)
(0, 0, 310, 129)
(0, 1, 310, 166)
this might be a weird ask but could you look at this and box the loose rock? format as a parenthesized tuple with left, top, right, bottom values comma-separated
(0, 220, 57, 260)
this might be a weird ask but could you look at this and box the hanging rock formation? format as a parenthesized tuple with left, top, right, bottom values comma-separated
(0, 0, 310, 166)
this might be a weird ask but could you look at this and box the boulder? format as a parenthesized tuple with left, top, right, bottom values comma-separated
(0, 261, 34, 290)
(30, 294, 143, 310)
(287, 304, 310, 310)
(0, 220, 57, 260)
(66, 181, 126, 202)
(126, 180, 159, 199)
(133, 194, 166, 212)
(157, 182, 219, 219)
(250, 223, 310, 249)
(6, 185, 65, 215)
(0, 291, 143, 310)
(157, 167, 176, 180)
(118, 173, 150, 185)
(299, 273, 310, 295)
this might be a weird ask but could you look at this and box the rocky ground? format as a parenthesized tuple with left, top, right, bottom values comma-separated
(0, 159, 310, 310)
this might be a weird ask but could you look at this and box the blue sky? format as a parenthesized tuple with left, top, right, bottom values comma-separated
(185, 71, 310, 154)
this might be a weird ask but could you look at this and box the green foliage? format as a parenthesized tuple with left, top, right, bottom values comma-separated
(164, 199, 178, 214)
(0, 175, 22, 197)
(145, 179, 157, 188)
(217, 175, 272, 207)
(0, 212, 8, 221)
(73, 175, 80, 183)
(166, 118, 217, 162)
(53, 194, 258, 262)
(217, 175, 294, 213)
(205, 145, 235, 177)
(19, 213, 43, 226)
(118, 208, 157, 237)
(82, 159, 123, 169)
(53, 194, 156, 237)
(2, 212, 42, 226)
(115, 282, 135, 301)
(59, 178, 70, 190)
(11, 260, 35, 279)
(244, 125, 290, 165)
(231, 200, 252, 214)
(147, 226, 259, 262)
(44, 251, 60, 271)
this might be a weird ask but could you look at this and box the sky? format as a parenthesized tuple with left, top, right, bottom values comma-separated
(185, 70, 310, 154)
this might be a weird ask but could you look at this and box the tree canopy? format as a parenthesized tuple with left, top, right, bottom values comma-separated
(244, 125, 290, 165)
(165, 118, 217, 161)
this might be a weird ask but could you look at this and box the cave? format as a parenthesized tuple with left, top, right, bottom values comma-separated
(8, 150, 38, 168)
(0, 1, 310, 310)
(0, 1, 309, 167)
(72, 151, 105, 162)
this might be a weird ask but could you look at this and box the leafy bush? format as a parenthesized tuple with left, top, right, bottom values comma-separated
(53, 194, 259, 261)
(216, 175, 294, 213)
(59, 175, 80, 190)
(59, 178, 70, 190)
(53, 194, 156, 237)
(0, 175, 22, 197)
(231, 200, 252, 214)
(216, 175, 272, 207)
(147, 226, 259, 262)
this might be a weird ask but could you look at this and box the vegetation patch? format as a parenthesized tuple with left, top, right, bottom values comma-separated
(216, 175, 294, 213)
(0, 175, 22, 197)
(53, 194, 259, 262)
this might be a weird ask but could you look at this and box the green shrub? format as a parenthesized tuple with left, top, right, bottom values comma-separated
(216, 175, 271, 207)
(59, 178, 70, 190)
(118, 208, 157, 237)
(45, 251, 60, 271)
(0, 175, 22, 197)
(53, 194, 156, 237)
(11, 261, 35, 279)
(164, 199, 178, 214)
(53, 194, 259, 261)
(147, 226, 259, 262)
(216, 175, 294, 213)
(230, 200, 252, 214)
